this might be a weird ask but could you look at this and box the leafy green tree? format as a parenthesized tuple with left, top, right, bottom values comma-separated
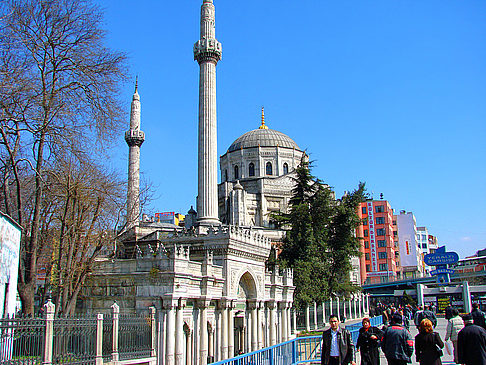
(273, 158, 366, 308)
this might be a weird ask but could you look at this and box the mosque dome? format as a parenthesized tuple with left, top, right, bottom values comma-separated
(228, 128, 300, 153)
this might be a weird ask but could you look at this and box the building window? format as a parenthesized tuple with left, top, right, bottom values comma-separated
(378, 252, 387, 259)
(379, 263, 388, 271)
(365, 253, 370, 260)
(376, 228, 386, 236)
(364, 241, 369, 249)
(248, 162, 255, 177)
(283, 163, 289, 175)
(375, 205, 384, 213)
(377, 240, 386, 248)
(362, 218, 368, 226)
(366, 264, 371, 272)
(422, 244, 427, 249)
(234, 165, 239, 180)
(364, 229, 369, 237)
(266, 162, 273, 175)
(376, 217, 385, 225)
(393, 231, 398, 237)
(224, 170, 228, 181)
(362, 207, 367, 214)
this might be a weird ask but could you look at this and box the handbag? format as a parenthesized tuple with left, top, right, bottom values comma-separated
(435, 333, 443, 356)
(435, 343, 443, 356)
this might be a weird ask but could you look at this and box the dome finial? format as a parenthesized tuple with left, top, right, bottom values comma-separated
(135, 75, 138, 93)
(259, 106, 268, 129)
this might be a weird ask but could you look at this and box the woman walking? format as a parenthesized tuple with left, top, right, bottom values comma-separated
(415, 318, 444, 365)
(356, 317, 383, 365)
(444, 308, 464, 364)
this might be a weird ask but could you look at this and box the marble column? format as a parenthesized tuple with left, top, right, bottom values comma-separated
(336, 297, 340, 321)
(220, 305, 228, 360)
(185, 329, 192, 365)
(257, 303, 263, 349)
(343, 298, 347, 320)
(305, 305, 310, 332)
(313, 302, 318, 330)
(358, 295, 363, 318)
(329, 298, 333, 319)
(269, 303, 276, 346)
(322, 302, 326, 326)
(175, 301, 185, 365)
(228, 304, 234, 357)
(281, 304, 288, 342)
(251, 305, 258, 351)
(166, 306, 175, 365)
(199, 304, 208, 365)
(286, 306, 292, 339)
(292, 308, 297, 335)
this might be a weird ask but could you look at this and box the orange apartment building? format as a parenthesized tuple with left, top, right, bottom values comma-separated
(357, 200, 400, 284)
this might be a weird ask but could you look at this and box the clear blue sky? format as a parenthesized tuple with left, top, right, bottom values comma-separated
(98, 0, 486, 259)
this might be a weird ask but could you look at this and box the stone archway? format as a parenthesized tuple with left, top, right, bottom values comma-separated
(234, 271, 257, 354)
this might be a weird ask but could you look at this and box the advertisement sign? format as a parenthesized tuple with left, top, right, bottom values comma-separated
(367, 202, 378, 272)
(430, 268, 455, 276)
(0, 213, 22, 317)
(366, 271, 395, 277)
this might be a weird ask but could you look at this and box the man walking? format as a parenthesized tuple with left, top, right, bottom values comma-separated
(457, 313, 486, 365)
(471, 302, 486, 330)
(321, 314, 356, 365)
(381, 313, 414, 365)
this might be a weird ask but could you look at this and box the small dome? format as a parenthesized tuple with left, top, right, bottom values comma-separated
(228, 128, 300, 153)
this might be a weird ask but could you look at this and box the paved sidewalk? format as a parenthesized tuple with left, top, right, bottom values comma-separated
(354, 317, 456, 365)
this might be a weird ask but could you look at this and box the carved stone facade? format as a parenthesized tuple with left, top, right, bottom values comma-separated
(82, 226, 295, 365)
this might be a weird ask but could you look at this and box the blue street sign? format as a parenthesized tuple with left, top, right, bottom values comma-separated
(430, 269, 455, 276)
(424, 252, 459, 266)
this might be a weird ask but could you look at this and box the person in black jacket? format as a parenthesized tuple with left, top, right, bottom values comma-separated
(457, 314, 486, 365)
(356, 317, 383, 365)
(414, 318, 444, 365)
(321, 314, 356, 365)
(444, 305, 453, 321)
(381, 313, 414, 365)
(471, 302, 486, 330)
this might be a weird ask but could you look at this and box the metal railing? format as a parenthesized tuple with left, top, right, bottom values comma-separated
(210, 315, 384, 365)
(0, 301, 156, 365)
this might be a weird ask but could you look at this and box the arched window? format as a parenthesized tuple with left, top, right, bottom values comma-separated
(283, 163, 289, 175)
(234, 165, 239, 180)
(266, 162, 273, 176)
(248, 163, 255, 177)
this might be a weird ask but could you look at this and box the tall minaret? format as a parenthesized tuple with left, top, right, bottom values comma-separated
(194, 0, 222, 226)
(125, 79, 145, 228)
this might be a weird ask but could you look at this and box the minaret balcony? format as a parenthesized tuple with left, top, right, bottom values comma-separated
(194, 38, 222, 64)
(125, 130, 145, 147)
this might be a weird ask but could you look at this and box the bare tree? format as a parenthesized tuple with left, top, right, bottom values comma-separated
(0, 0, 128, 314)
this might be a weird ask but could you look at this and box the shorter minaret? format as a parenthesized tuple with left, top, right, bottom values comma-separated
(125, 79, 145, 228)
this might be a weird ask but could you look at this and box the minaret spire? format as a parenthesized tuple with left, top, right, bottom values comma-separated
(125, 79, 145, 228)
(194, 0, 222, 226)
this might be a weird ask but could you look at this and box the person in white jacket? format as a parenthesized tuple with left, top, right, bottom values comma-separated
(444, 309, 464, 363)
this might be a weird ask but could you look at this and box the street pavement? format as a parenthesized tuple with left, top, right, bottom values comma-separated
(353, 317, 456, 365)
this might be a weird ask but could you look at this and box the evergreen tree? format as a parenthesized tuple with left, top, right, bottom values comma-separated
(273, 158, 366, 308)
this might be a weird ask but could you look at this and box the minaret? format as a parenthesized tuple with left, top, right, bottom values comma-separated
(194, 0, 222, 226)
(125, 79, 145, 228)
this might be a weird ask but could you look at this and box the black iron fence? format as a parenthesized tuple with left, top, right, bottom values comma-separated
(0, 301, 156, 365)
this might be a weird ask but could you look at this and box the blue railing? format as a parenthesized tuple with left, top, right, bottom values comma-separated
(210, 336, 321, 365)
(345, 315, 383, 345)
(210, 316, 383, 365)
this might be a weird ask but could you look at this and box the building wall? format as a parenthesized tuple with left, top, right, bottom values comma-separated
(396, 211, 425, 278)
(357, 200, 399, 285)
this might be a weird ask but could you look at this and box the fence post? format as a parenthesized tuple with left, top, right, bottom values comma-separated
(96, 313, 103, 365)
(112, 302, 120, 364)
(150, 306, 157, 358)
(291, 339, 297, 364)
(43, 299, 55, 365)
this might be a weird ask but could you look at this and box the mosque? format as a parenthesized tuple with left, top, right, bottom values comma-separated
(82, 1, 298, 365)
